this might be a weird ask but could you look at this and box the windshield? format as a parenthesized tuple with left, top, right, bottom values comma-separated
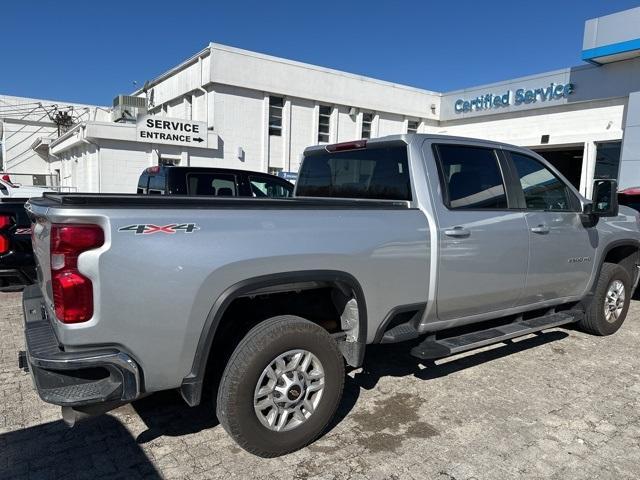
(296, 145, 411, 200)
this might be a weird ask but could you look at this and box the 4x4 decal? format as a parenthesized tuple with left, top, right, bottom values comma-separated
(118, 223, 200, 235)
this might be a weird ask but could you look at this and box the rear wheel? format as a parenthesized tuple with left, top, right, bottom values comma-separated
(579, 262, 632, 336)
(216, 315, 345, 457)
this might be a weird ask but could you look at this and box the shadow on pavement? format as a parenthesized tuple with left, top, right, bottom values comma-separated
(355, 330, 569, 391)
(0, 415, 161, 480)
(131, 331, 569, 442)
(133, 389, 219, 444)
(106, 329, 570, 446)
(324, 329, 570, 435)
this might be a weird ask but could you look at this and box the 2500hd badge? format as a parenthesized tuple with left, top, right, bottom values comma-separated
(568, 256, 592, 263)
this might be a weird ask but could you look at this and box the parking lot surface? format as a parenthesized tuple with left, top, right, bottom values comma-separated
(1, 291, 639, 480)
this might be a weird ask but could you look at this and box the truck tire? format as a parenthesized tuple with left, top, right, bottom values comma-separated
(216, 315, 345, 457)
(579, 262, 632, 336)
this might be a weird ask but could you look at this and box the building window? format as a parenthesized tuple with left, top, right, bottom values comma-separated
(269, 96, 283, 136)
(407, 119, 420, 134)
(361, 112, 373, 139)
(318, 105, 331, 143)
(594, 141, 622, 180)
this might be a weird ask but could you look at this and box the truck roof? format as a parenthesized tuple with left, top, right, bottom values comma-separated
(141, 166, 288, 181)
(303, 133, 536, 155)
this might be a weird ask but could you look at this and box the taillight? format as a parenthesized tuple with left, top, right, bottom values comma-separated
(0, 235, 7, 254)
(325, 140, 367, 152)
(0, 214, 10, 255)
(50, 224, 104, 324)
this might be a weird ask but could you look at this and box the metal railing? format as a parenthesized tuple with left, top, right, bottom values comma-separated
(0, 172, 76, 191)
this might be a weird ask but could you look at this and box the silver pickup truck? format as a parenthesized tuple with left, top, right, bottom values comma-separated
(20, 134, 640, 457)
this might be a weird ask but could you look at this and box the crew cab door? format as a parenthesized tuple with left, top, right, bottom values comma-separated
(430, 144, 529, 321)
(506, 151, 595, 304)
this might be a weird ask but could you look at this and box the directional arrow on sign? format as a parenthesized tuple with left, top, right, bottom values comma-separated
(193, 137, 204, 143)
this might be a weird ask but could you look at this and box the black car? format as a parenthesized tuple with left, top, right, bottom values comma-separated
(0, 198, 36, 292)
(137, 166, 294, 198)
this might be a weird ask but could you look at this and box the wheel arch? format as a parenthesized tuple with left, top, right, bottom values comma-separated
(180, 270, 367, 406)
(588, 240, 640, 295)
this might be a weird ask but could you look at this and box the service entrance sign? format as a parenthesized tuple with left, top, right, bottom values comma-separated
(136, 115, 208, 147)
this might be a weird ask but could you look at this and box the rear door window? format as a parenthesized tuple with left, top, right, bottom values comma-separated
(296, 145, 411, 200)
(249, 176, 293, 198)
(187, 173, 238, 196)
(435, 145, 508, 209)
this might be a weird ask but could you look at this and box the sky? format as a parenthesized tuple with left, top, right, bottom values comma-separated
(2, 0, 640, 106)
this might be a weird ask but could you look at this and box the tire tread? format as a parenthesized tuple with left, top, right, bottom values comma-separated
(579, 262, 631, 336)
(216, 315, 344, 457)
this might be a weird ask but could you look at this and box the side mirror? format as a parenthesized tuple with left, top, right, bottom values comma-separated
(589, 179, 619, 217)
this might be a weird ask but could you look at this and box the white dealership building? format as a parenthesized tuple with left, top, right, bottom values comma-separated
(2, 6, 640, 196)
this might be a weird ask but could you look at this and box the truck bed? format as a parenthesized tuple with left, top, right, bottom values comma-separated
(29, 193, 410, 209)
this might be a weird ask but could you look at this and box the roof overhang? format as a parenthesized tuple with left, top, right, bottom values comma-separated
(582, 7, 640, 65)
(582, 38, 640, 65)
(30, 136, 53, 154)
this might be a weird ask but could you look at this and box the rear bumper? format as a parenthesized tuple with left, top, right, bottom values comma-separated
(20, 285, 142, 407)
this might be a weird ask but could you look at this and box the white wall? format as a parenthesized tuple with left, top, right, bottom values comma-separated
(0, 94, 108, 184)
(289, 98, 315, 172)
(99, 142, 150, 193)
(619, 91, 640, 189)
(434, 99, 625, 148)
(137, 43, 437, 176)
(212, 83, 266, 171)
(207, 44, 440, 121)
(2, 120, 57, 174)
(378, 112, 405, 137)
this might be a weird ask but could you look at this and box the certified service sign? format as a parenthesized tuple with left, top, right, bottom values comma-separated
(136, 115, 208, 148)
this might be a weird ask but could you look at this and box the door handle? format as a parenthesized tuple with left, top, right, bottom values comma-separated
(444, 226, 471, 238)
(530, 224, 550, 234)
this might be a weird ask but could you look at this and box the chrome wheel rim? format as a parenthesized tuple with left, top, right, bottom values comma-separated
(253, 349, 325, 432)
(604, 279, 625, 323)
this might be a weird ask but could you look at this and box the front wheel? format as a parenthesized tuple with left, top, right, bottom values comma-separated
(579, 262, 632, 336)
(216, 315, 345, 457)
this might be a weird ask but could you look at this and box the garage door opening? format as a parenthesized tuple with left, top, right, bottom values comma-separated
(532, 147, 584, 190)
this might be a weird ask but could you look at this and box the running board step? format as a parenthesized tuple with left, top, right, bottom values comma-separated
(381, 322, 420, 343)
(410, 311, 583, 361)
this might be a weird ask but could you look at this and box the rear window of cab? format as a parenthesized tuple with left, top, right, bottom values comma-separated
(296, 146, 411, 201)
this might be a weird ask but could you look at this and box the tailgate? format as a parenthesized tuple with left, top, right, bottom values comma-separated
(26, 202, 54, 306)
(25, 199, 112, 324)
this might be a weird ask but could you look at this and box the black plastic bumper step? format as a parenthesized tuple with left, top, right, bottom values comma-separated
(410, 311, 582, 360)
(21, 285, 137, 407)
